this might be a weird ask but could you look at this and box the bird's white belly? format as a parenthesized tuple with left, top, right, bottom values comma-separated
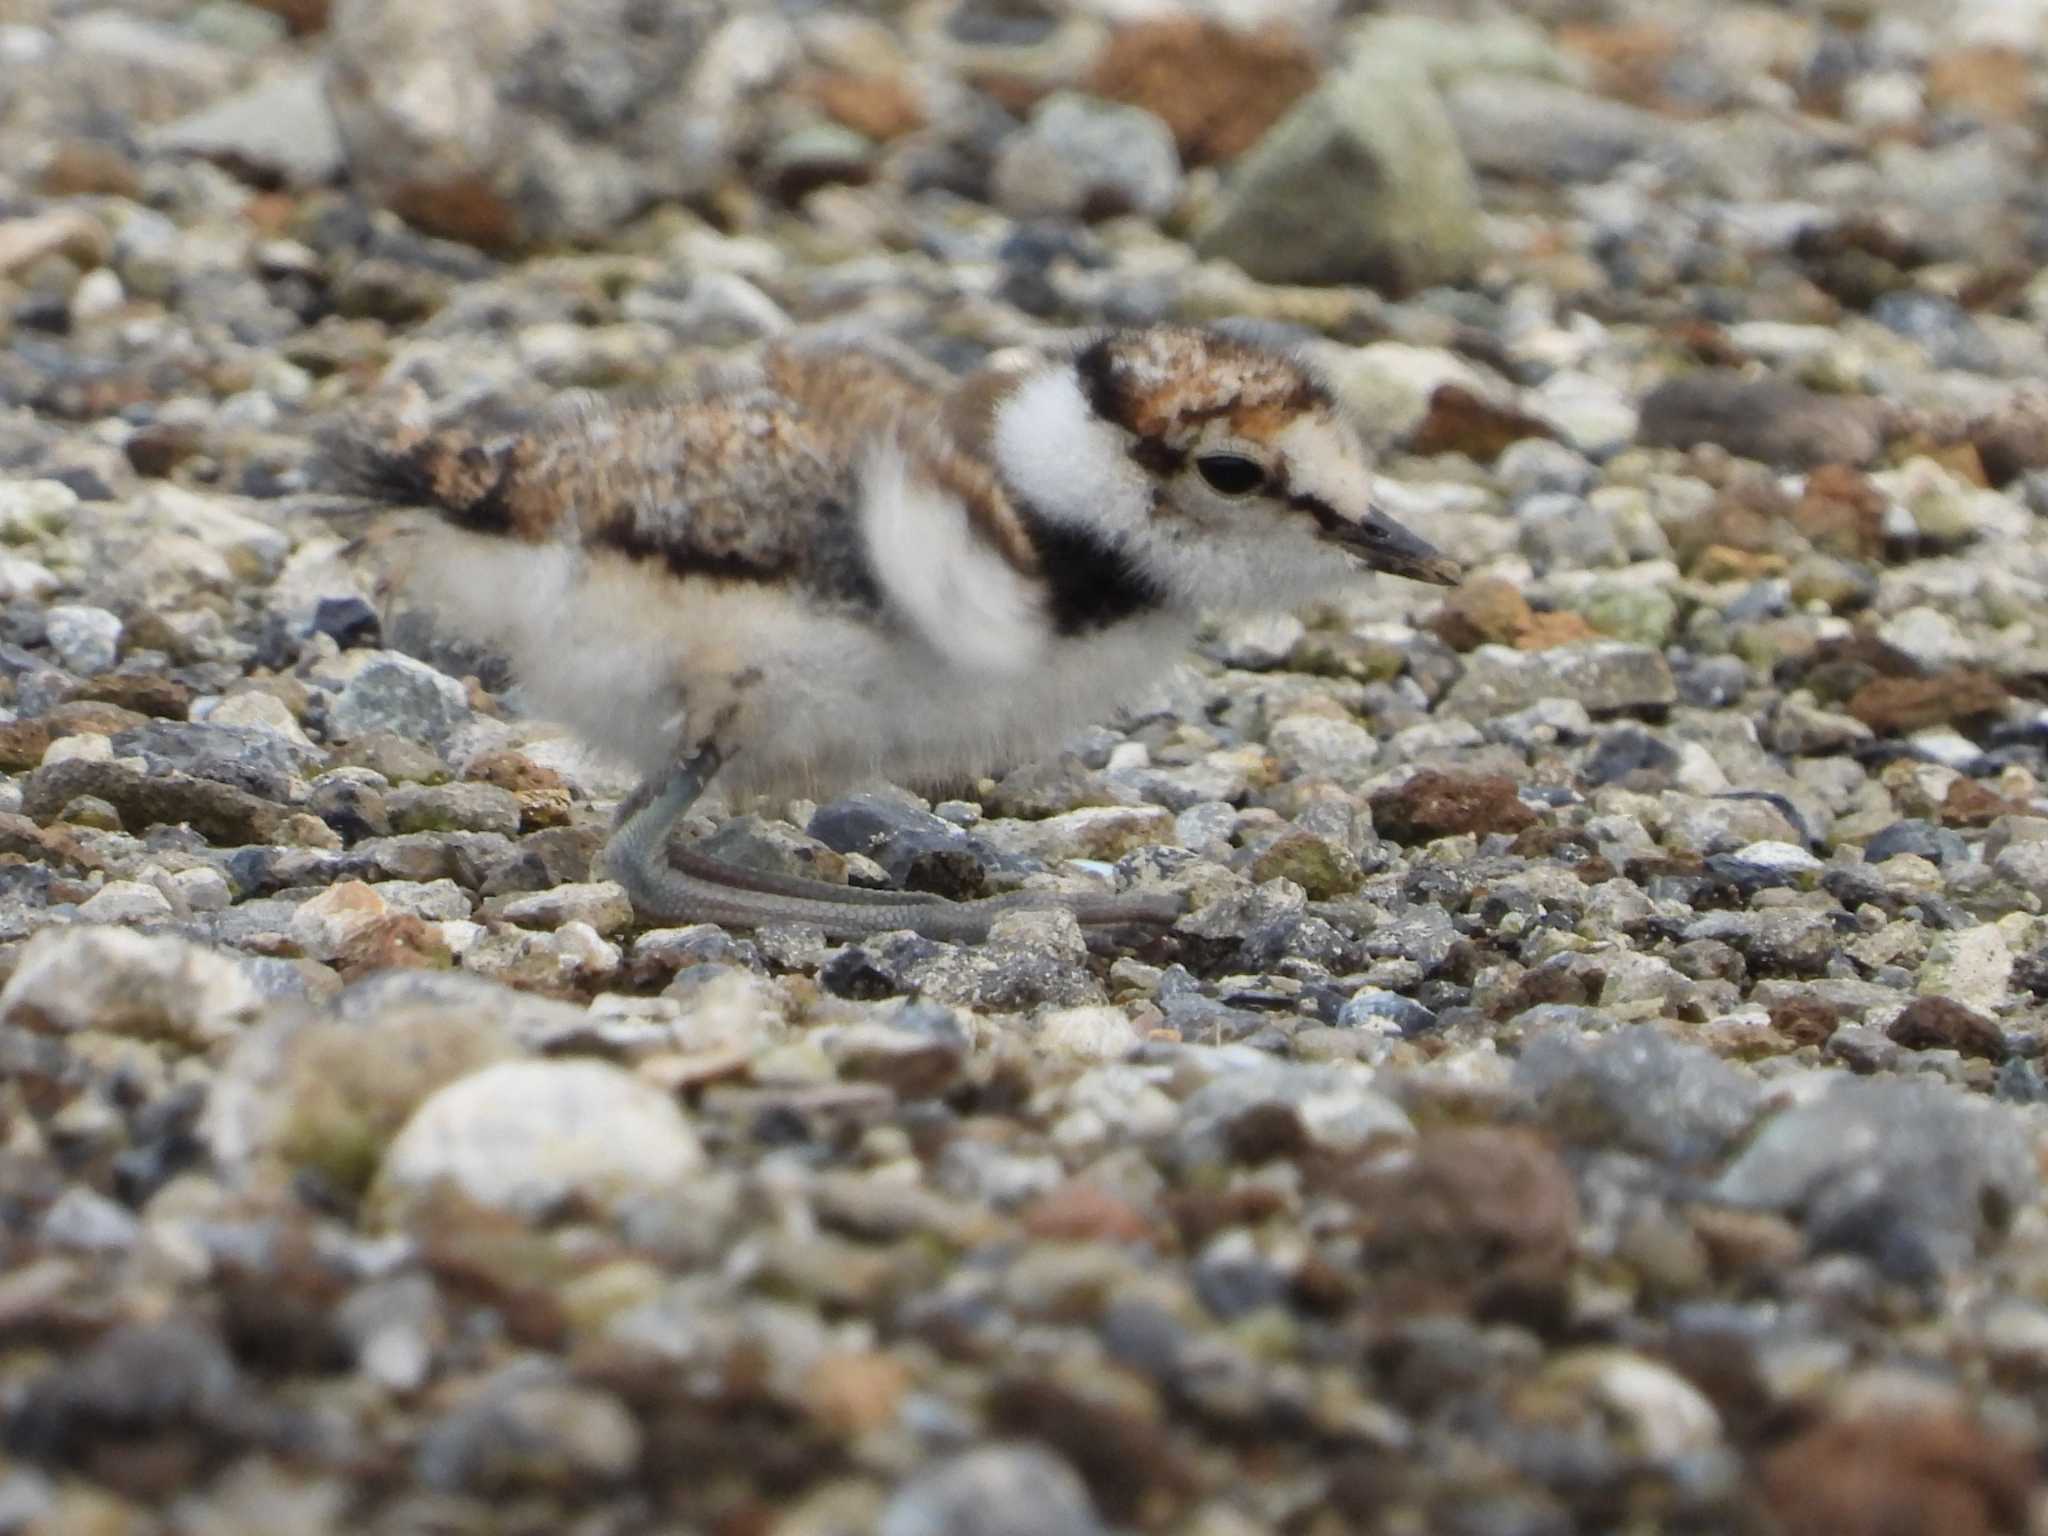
(735, 609, 1197, 800)
(401, 529, 1196, 803)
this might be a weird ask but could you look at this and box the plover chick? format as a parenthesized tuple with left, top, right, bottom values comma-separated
(324, 325, 1461, 941)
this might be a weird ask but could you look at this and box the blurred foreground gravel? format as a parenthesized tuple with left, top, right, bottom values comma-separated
(3, 0, 2048, 1532)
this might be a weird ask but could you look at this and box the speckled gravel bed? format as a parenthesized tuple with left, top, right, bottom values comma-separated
(4, 1, 2048, 1532)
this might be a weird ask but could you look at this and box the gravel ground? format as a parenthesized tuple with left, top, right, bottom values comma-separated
(4, 0, 2048, 1532)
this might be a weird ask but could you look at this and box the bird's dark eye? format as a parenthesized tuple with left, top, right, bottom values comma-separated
(1196, 455, 1266, 497)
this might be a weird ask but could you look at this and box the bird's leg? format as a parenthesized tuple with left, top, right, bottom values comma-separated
(603, 748, 1183, 942)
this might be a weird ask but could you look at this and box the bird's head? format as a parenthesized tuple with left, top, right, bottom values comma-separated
(989, 327, 1461, 615)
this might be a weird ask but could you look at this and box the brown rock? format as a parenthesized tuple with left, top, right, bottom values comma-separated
(466, 749, 573, 830)
(76, 673, 194, 720)
(1431, 577, 1533, 651)
(1688, 1205, 1805, 1278)
(1791, 217, 1922, 309)
(124, 423, 204, 479)
(1638, 373, 1888, 469)
(1889, 995, 2008, 1061)
(806, 71, 925, 142)
(1942, 778, 2026, 829)
(385, 177, 521, 253)
(1762, 1411, 2034, 1536)
(802, 1351, 912, 1437)
(331, 914, 456, 982)
(1089, 18, 1319, 165)
(987, 1375, 1186, 1523)
(1790, 464, 1887, 559)
(1407, 383, 1553, 464)
(1370, 769, 1539, 843)
(1847, 670, 2009, 734)
(0, 719, 54, 771)
(39, 140, 141, 199)
(1558, 22, 1683, 111)
(1928, 45, 2032, 122)
(1349, 1127, 1580, 1325)
(1515, 610, 1602, 650)
(1021, 1180, 1157, 1245)
(246, 0, 330, 33)
(1967, 391, 2048, 487)
(1690, 544, 1788, 582)
(43, 700, 150, 736)
(0, 811, 102, 873)
(1429, 579, 1596, 653)
(1670, 467, 1796, 569)
(1767, 996, 1840, 1048)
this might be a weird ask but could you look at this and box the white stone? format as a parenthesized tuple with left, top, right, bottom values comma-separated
(169, 866, 233, 914)
(1919, 924, 2015, 1015)
(1268, 713, 1381, 778)
(373, 1059, 705, 1223)
(205, 690, 315, 748)
(1559, 1350, 1723, 1463)
(77, 880, 175, 924)
(0, 556, 60, 601)
(1877, 605, 1975, 670)
(44, 605, 122, 676)
(497, 882, 634, 936)
(69, 267, 124, 325)
(1037, 1005, 1144, 1061)
(1730, 841, 1824, 878)
(0, 926, 262, 1046)
(43, 733, 113, 767)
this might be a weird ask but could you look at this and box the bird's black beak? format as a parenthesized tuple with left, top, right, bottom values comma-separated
(1312, 501, 1463, 587)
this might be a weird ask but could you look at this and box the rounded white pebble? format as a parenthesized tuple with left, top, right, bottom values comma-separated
(373, 1058, 704, 1223)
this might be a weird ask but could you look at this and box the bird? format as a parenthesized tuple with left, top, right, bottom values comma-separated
(320, 325, 1462, 941)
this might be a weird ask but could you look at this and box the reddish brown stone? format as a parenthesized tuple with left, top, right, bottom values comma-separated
(1514, 610, 1602, 650)
(1790, 463, 1886, 559)
(1022, 1180, 1157, 1245)
(385, 177, 521, 252)
(124, 423, 203, 479)
(466, 749, 573, 830)
(1942, 778, 2026, 829)
(1088, 17, 1319, 165)
(0, 811, 101, 873)
(1761, 1411, 2035, 1536)
(76, 673, 194, 720)
(1890, 995, 2009, 1061)
(1350, 1127, 1580, 1325)
(1557, 22, 1684, 111)
(0, 719, 53, 771)
(1968, 393, 2048, 487)
(244, 0, 330, 33)
(806, 71, 925, 142)
(1370, 770, 1539, 844)
(1407, 384, 1553, 464)
(331, 914, 455, 983)
(1430, 578, 1596, 653)
(1767, 996, 1840, 1048)
(1847, 669, 2009, 733)
(1430, 577, 1534, 651)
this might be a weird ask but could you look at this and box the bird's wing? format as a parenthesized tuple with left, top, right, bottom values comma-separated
(318, 366, 899, 605)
